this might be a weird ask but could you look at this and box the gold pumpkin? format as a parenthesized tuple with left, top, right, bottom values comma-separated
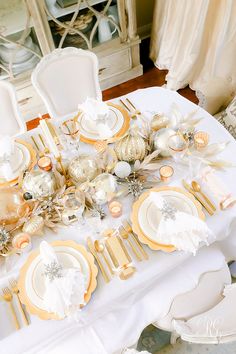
(114, 133, 147, 162)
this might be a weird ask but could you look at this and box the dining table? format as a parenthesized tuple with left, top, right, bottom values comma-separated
(0, 87, 236, 354)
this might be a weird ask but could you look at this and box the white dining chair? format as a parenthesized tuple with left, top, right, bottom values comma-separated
(0, 81, 26, 137)
(152, 262, 231, 344)
(174, 283, 236, 344)
(31, 47, 102, 120)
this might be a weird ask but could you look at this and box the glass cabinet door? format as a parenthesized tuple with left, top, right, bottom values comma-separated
(34, 0, 127, 53)
(0, 0, 43, 81)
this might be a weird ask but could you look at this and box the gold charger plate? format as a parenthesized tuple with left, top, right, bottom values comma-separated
(131, 186, 205, 252)
(0, 139, 37, 187)
(18, 240, 98, 320)
(79, 102, 130, 144)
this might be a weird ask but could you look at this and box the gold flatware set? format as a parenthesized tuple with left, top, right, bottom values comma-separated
(183, 179, 216, 215)
(2, 280, 29, 330)
(31, 134, 50, 157)
(119, 98, 141, 119)
(31, 120, 62, 158)
(87, 220, 148, 283)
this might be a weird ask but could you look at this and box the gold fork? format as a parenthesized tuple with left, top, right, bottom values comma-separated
(38, 134, 50, 154)
(120, 98, 141, 119)
(31, 136, 44, 157)
(122, 220, 149, 260)
(9, 279, 29, 326)
(2, 287, 20, 330)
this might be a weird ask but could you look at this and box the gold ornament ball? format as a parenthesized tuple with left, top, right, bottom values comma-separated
(153, 128, 176, 157)
(68, 154, 101, 184)
(0, 187, 30, 225)
(22, 170, 57, 199)
(22, 215, 44, 236)
(151, 114, 169, 131)
(114, 133, 147, 162)
(92, 173, 117, 205)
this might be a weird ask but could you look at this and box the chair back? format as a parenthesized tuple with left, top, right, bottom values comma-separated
(32, 47, 102, 119)
(0, 81, 26, 137)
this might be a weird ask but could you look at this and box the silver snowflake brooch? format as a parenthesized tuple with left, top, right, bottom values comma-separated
(44, 261, 63, 282)
(160, 200, 177, 221)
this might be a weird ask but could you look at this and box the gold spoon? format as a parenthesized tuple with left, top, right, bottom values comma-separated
(191, 181, 216, 212)
(94, 240, 114, 275)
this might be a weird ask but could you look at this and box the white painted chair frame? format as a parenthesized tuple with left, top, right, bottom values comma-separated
(0, 81, 26, 137)
(31, 47, 102, 119)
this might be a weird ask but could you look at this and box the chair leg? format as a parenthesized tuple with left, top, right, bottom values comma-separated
(170, 332, 179, 345)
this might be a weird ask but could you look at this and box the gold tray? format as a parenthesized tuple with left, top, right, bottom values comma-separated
(79, 102, 130, 144)
(18, 240, 98, 320)
(0, 139, 37, 187)
(131, 186, 205, 252)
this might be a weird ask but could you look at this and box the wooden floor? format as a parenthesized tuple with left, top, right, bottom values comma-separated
(26, 39, 198, 131)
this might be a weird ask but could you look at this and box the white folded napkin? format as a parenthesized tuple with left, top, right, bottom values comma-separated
(0, 135, 14, 158)
(0, 135, 14, 180)
(199, 166, 236, 209)
(40, 241, 86, 319)
(149, 193, 214, 254)
(78, 98, 109, 122)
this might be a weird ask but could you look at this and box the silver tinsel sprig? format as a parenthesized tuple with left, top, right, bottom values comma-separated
(128, 178, 144, 198)
(90, 205, 106, 219)
(0, 227, 10, 250)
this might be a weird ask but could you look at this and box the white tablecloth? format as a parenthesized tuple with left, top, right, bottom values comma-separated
(1, 87, 236, 354)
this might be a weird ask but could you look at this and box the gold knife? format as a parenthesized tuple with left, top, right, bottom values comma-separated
(45, 119, 61, 147)
(182, 180, 214, 215)
(87, 237, 110, 283)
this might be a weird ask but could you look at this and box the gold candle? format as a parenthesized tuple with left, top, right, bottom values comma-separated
(37, 156, 52, 171)
(108, 201, 123, 218)
(159, 165, 174, 182)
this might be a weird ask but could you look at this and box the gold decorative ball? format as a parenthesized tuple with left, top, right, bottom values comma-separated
(68, 154, 100, 184)
(151, 114, 169, 131)
(22, 170, 57, 199)
(0, 187, 30, 225)
(114, 133, 147, 162)
(153, 128, 176, 157)
(22, 215, 44, 236)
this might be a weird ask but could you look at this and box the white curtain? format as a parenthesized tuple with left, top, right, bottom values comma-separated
(150, 0, 236, 114)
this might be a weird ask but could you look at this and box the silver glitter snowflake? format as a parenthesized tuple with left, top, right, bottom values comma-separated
(128, 179, 144, 198)
(160, 201, 177, 221)
(91, 205, 106, 219)
(44, 261, 63, 282)
(0, 228, 10, 250)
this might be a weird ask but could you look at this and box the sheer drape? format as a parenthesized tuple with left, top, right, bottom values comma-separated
(150, 0, 236, 114)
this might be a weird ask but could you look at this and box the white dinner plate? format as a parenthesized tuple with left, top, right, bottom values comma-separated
(138, 189, 199, 245)
(79, 105, 124, 140)
(0, 142, 31, 181)
(25, 245, 90, 311)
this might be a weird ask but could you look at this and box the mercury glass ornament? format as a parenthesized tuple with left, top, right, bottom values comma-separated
(153, 128, 176, 157)
(22, 170, 57, 199)
(68, 154, 100, 184)
(0, 187, 30, 225)
(92, 173, 117, 205)
(151, 114, 169, 131)
(114, 132, 147, 162)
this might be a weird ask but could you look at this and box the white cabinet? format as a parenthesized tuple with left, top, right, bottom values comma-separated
(0, 0, 142, 121)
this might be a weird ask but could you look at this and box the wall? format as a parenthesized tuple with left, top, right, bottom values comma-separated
(136, 0, 155, 38)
